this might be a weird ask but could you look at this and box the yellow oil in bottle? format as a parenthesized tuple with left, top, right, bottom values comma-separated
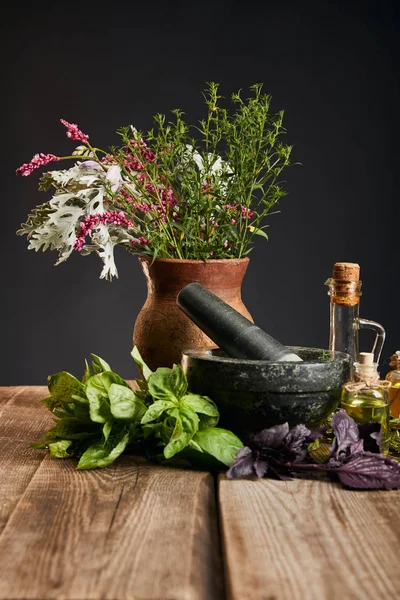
(341, 393, 390, 455)
(341, 353, 390, 454)
(387, 383, 400, 419)
(386, 352, 400, 419)
(341, 394, 389, 432)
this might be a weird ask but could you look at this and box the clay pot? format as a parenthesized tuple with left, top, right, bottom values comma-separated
(133, 257, 253, 371)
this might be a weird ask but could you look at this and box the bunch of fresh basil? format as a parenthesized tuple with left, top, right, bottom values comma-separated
(32, 347, 243, 470)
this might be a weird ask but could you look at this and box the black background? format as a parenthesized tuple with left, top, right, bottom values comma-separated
(2, 0, 399, 384)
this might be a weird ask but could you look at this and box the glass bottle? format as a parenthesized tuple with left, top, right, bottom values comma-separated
(325, 262, 386, 377)
(341, 352, 390, 454)
(386, 351, 400, 418)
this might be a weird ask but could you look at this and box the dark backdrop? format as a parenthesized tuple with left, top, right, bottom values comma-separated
(1, 0, 399, 384)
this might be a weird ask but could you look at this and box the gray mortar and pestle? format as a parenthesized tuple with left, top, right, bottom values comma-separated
(177, 283, 350, 443)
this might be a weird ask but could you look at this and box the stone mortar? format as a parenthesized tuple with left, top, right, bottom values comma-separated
(181, 346, 350, 443)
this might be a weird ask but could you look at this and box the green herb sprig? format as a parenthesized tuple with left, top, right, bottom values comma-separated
(32, 347, 243, 470)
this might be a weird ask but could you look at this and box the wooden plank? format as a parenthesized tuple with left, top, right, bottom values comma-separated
(0, 386, 30, 408)
(0, 393, 54, 443)
(219, 475, 400, 600)
(0, 388, 54, 535)
(0, 388, 223, 600)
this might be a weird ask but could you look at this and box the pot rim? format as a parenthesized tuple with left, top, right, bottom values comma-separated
(181, 346, 350, 367)
(138, 257, 250, 265)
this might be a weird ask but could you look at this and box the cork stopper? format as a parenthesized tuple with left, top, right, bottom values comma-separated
(358, 352, 374, 365)
(354, 351, 379, 384)
(332, 262, 360, 282)
(389, 351, 400, 368)
(326, 262, 362, 306)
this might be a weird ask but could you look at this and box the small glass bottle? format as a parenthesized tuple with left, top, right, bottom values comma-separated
(325, 262, 386, 377)
(386, 351, 400, 419)
(341, 352, 390, 454)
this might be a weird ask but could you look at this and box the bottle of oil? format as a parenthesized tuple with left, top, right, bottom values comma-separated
(341, 352, 390, 454)
(386, 351, 400, 418)
(325, 262, 386, 378)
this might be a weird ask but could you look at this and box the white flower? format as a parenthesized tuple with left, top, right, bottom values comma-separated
(106, 165, 122, 193)
(186, 144, 232, 179)
(79, 160, 102, 170)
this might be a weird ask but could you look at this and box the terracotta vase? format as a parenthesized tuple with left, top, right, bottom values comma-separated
(133, 257, 253, 371)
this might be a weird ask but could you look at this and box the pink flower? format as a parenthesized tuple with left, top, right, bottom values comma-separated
(209, 251, 213, 256)
(241, 206, 255, 219)
(223, 239, 229, 247)
(131, 236, 149, 246)
(231, 218, 236, 225)
(60, 119, 89, 145)
(16, 153, 61, 176)
(74, 210, 134, 251)
(134, 202, 155, 213)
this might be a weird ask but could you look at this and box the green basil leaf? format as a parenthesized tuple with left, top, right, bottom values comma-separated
(181, 394, 219, 417)
(188, 439, 204, 453)
(52, 408, 71, 419)
(170, 364, 188, 399)
(103, 420, 113, 443)
(82, 359, 92, 384)
(47, 372, 85, 406)
(147, 365, 188, 402)
(109, 384, 147, 421)
(71, 394, 89, 405)
(163, 406, 199, 459)
(142, 422, 164, 439)
(135, 379, 148, 392)
(77, 429, 130, 470)
(141, 400, 176, 424)
(131, 346, 153, 381)
(128, 422, 142, 443)
(30, 441, 48, 449)
(193, 428, 244, 467)
(86, 372, 126, 423)
(45, 418, 98, 441)
(69, 394, 90, 420)
(40, 396, 57, 410)
(48, 439, 74, 458)
(147, 368, 176, 401)
(91, 354, 112, 374)
(198, 413, 220, 430)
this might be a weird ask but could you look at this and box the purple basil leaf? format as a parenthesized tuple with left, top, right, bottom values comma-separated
(329, 409, 359, 459)
(285, 424, 311, 454)
(253, 457, 268, 478)
(348, 440, 364, 455)
(252, 423, 290, 450)
(336, 452, 400, 490)
(357, 422, 381, 454)
(306, 425, 329, 442)
(226, 446, 254, 479)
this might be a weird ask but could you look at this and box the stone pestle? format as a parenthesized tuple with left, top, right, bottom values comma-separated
(177, 282, 303, 362)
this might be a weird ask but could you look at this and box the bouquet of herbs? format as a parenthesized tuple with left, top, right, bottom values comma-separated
(32, 347, 243, 470)
(17, 83, 292, 280)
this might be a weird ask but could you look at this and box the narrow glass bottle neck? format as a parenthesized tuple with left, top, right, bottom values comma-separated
(329, 302, 359, 367)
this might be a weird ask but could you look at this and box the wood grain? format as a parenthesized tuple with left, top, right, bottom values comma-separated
(0, 387, 223, 600)
(219, 475, 400, 600)
(0, 387, 53, 534)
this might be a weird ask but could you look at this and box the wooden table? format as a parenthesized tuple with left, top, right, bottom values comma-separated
(1, 386, 400, 600)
